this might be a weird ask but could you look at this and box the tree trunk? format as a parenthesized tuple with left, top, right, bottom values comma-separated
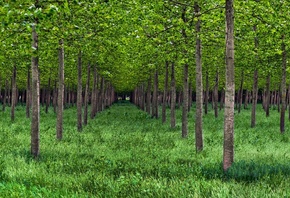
(140, 83, 145, 111)
(265, 74, 270, 117)
(11, 66, 17, 122)
(170, 62, 176, 128)
(31, 22, 40, 159)
(251, 25, 259, 128)
(77, 50, 83, 132)
(152, 70, 158, 118)
(56, 39, 64, 140)
(90, 65, 97, 119)
(100, 77, 105, 111)
(238, 70, 244, 113)
(84, 64, 91, 126)
(204, 70, 209, 114)
(280, 35, 286, 133)
(223, 0, 235, 172)
(195, 2, 203, 151)
(182, 63, 189, 138)
(244, 89, 248, 109)
(162, 61, 169, 123)
(214, 69, 219, 118)
(2, 79, 8, 112)
(146, 77, 151, 114)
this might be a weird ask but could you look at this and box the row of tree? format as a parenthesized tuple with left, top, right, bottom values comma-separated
(1, 0, 289, 171)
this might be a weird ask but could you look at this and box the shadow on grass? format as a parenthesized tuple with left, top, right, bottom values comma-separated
(201, 160, 290, 183)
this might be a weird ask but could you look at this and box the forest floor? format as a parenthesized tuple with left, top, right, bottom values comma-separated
(0, 102, 290, 197)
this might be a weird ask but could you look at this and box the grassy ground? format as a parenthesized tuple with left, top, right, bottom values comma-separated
(0, 102, 290, 197)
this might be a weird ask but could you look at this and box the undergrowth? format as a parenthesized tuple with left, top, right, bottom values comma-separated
(0, 102, 289, 197)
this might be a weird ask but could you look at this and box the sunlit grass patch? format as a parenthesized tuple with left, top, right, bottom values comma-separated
(0, 103, 289, 197)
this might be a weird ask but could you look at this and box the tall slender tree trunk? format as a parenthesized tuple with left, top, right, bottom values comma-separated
(77, 50, 83, 132)
(11, 66, 17, 122)
(2, 79, 8, 112)
(146, 77, 151, 114)
(170, 62, 176, 128)
(204, 70, 209, 114)
(162, 61, 169, 123)
(56, 39, 64, 140)
(265, 74, 270, 117)
(7, 79, 11, 107)
(251, 25, 259, 128)
(244, 89, 248, 109)
(182, 63, 189, 138)
(152, 70, 158, 118)
(181, 6, 189, 137)
(31, 21, 40, 159)
(84, 64, 91, 126)
(140, 83, 145, 111)
(90, 65, 97, 119)
(238, 70, 244, 113)
(195, 2, 203, 151)
(280, 35, 286, 133)
(278, 89, 281, 112)
(223, 0, 235, 172)
(100, 77, 105, 111)
(214, 69, 219, 118)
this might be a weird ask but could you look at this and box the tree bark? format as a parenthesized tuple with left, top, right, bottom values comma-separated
(146, 77, 151, 115)
(204, 70, 209, 114)
(84, 64, 91, 126)
(280, 35, 286, 133)
(251, 25, 259, 128)
(31, 21, 40, 159)
(244, 89, 248, 109)
(90, 65, 97, 119)
(265, 74, 270, 117)
(170, 62, 176, 128)
(195, 2, 203, 151)
(162, 61, 169, 123)
(56, 39, 64, 140)
(182, 64, 189, 138)
(152, 70, 159, 118)
(11, 66, 17, 122)
(100, 77, 105, 111)
(77, 50, 83, 132)
(2, 79, 8, 112)
(214, 69, 219, 118)
(223, 0, 235, 172)
(238, 70, 244, 113)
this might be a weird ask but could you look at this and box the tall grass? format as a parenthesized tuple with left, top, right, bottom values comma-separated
(0, 102, 289, 197)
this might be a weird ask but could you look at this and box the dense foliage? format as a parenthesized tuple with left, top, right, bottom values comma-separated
(0, 1, 289, 92)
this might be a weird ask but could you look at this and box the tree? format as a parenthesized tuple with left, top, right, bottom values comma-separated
(31, 2, 40, 158)
(56, 39, 64, 140)
(77, 50, 82, 132)
(223, 0, 235, 172)
(195, 2, 203, 151)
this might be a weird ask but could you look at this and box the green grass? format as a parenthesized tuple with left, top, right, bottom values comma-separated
(0, 102, 290, 197)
